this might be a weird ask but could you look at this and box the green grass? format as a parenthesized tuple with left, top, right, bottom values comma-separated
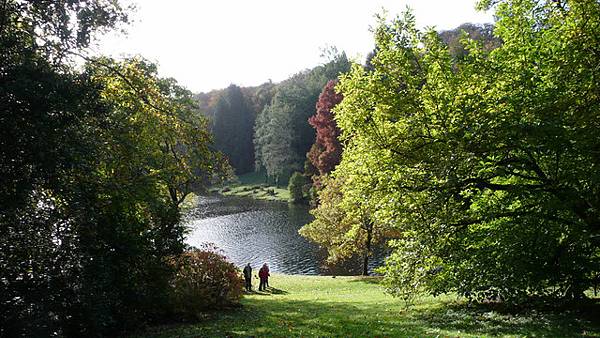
(137, 275, 600, 337)
(210, 172, 291, 202)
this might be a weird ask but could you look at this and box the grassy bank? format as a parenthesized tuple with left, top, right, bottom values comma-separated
(139, 274, 600, 337)
(210, 171, 291, 202)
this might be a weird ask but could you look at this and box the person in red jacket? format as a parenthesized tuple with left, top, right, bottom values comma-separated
(258, 263, 270, 291)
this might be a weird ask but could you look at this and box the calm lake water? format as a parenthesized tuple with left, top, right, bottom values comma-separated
(184, 195, 382, 275)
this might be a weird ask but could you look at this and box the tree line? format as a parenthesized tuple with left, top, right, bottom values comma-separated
(196, 50, 350, 186)
(201, 24, 500, 196)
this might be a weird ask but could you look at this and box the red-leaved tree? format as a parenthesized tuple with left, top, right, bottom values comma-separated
(307, 80, 343, 180)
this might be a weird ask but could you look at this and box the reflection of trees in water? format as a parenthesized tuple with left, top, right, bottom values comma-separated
(183, 194, 265, 220)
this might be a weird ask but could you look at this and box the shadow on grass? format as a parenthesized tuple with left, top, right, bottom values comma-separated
(347, 276, 383, 285)
(266, 287, 288, 295)
(248, 287, 288, 296)
(140, 297, 600, 337)
(409, 299, 600, 338)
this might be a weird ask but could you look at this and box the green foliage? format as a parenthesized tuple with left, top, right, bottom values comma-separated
(166, 247, 244, 319)
(438, 23, 500, 59)
(254, 100, 299, 183)
(89, 57, 231, 206)
(254, 52, 350, 181)
(212, 85, 256, 174)
(288, 171, 309, 203)
(334, 1, 600, 303)
(300, 170, 394, 274)
(0, 2, 229, 335)
(196, 82, 275, 175)
(300, 176, 355, 263)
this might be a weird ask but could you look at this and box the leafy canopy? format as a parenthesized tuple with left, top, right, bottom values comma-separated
(333, 0, 600, 302)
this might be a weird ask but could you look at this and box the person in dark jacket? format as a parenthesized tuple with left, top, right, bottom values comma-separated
(243, 263, 252, 291)
(258, 263, 270, 291)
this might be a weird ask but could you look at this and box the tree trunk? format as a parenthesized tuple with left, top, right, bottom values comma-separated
(362, 219, 373, 276)
(168, 185, 178, 207)
(565, 279, 587, 301)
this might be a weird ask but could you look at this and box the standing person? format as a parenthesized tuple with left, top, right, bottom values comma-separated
(258, 263, 270, 291)
(243, 263, 252, 292)
(264, 263, 270, 288)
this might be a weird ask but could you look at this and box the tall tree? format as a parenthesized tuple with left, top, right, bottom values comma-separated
(212, 84, 255, 174)
(307, 80, 344, 181)
(254, 100, 298, 184)
(334, 1, 600, 303)
(300, 142, 395, 275)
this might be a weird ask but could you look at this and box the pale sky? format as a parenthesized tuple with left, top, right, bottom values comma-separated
(93, 0, 494, 93)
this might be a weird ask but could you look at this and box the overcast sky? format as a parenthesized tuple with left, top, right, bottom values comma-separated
(93, 0, 495, 93)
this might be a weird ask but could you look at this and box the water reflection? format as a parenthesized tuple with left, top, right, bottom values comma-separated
(184, 195, 382, 275)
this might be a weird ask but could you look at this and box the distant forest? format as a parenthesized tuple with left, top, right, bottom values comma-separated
(196, 23, 498, 184)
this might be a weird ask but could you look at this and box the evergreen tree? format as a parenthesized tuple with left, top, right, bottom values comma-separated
(212, 84, 255, 174)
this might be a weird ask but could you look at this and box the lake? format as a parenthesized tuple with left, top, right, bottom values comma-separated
(184, 195, 382, 275)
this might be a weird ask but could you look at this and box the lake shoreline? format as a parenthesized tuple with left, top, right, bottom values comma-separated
(208, 172, 295, 202)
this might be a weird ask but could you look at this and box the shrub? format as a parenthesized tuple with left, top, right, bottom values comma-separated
(288, 171, 308, 203)
(166, 246, 243, 319)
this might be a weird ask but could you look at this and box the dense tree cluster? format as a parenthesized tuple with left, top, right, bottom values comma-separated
(196, 82, 275, 176)
(254, 53, 350, 184)
(324, 0, 600, 303)
(0, 1, 229, 335)
(438, 22, 500, 59)
(299, 24, 502, 269)
(196, 53, 348, 185)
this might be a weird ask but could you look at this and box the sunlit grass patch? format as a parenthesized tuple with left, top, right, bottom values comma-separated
(213, 172, 291, 202)
(135, 274, 600, 337)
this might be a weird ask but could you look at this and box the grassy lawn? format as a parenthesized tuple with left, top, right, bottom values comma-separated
(209, 171, 291, 202)
(138, 274, 600, 337)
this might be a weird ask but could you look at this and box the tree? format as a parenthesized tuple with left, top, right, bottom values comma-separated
(288, 171, 309, 203)
(254, 100, 299, 185)
(334, 1, 600, 303)
(1, 1, 130, 335)
(212, 84, 256, 174)
(307, 80, 344, 188)
(299, 161, 393, 275)
(0, 1, 229, 334)
(438, 23, 500, 59)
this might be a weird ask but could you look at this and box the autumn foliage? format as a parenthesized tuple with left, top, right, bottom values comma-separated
(307, 80, 344, 178)
(167, 246, 244, 319)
